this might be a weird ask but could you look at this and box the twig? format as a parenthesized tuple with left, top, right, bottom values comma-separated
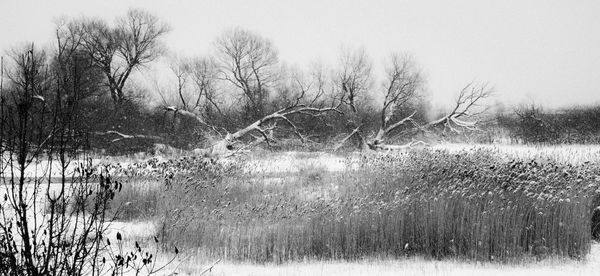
(199, 259, 221, 275)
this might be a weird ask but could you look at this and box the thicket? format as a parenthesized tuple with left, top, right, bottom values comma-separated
(498, 105, 600, 144)
(0, 43, 111, 274)
(0, 39, 179, 275)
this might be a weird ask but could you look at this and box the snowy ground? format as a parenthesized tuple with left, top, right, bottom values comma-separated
(105, 144, 600, 275)
(8, 144, 600, 275)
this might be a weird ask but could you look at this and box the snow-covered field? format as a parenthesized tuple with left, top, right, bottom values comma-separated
(8, 144, 600, 275)
(106, 144, 600, 275)
(10, 143, 600, 179)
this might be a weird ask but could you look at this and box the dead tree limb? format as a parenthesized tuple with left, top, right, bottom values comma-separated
(93, 131, 164, 143)
(163, 105, 227, 138)
(163, 106, 205, 125)
(425, 82, 493, 131)
(369, 140, 428, 151)
(372, 110, 418, 144)
(206, 104, 342, 156)
(333, 124, 365, 151)
(335, 75, 492, 151)
(368, 82, 491, 150)
(199, 259, 221, 275)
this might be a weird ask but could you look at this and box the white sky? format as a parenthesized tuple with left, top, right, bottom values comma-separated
(1, 0, 599, 109)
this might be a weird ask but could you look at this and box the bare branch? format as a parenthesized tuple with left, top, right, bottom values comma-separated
(336, 47, 372, 113)
(204, 101, 342, 155)
(372, 111, 419, 144)
(369, 140, 428, 151)
(163, 105, 205, 122)
(168, 55, 190, 110)
(333, 125, 363, 151)
(93, 131, 163, 143)
(427, 82, 493, 132)
(361, 54, 424, 147)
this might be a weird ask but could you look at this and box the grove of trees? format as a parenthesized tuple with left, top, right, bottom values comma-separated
(2, 8, 545, 156)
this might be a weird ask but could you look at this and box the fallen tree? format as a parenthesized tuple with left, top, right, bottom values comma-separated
(93, 49, 490, 155)
(366, 82, 493, 150)
(334, 53, 493, 151)
(190, 52, 493, 155)
(195, 101, 342, 156)
(158, 64, 343, 156)
(93, 130, 164, 143)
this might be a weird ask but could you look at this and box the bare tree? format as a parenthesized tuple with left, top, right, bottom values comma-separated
(335, 53, 492, 151)
(158, 55, 229, 138)
(194, 61, 343, 156)
(5, 45, 50, 104)
(0, 44, 100, 276)
(336, 47, 372, 113)
(78, 9, 169, 107)
(332, 47, 374, 150)
(367, 81, 493, 150)
(201, 99, 342, 156)
(168, 55, 191, 110)
(371, 54, 424, 145)
(214, 28, 279, 120)
(426, 82, 493, 131)
(307, 62, 336, 106)
(188, 56, 223, 120)
(0, 44, 178, 275)
(54, 20, 107, 125)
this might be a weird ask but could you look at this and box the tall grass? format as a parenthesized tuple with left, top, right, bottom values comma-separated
(156, 149, 600, 263)
(84, 156, 230, 221)
(108, 177, 163, 220)
(66, 173, 164, 221)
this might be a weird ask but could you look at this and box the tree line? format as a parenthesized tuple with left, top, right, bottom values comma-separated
(16, 8, 592, 155)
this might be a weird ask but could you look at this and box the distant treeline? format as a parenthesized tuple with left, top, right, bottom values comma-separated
(497, 105, 600, 144)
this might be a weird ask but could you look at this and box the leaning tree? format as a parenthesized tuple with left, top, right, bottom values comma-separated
(335, 52, 493, 151)
(160, 28, 344, 156)
(168, 48, 492, 155)
(193, 63, 344, 156)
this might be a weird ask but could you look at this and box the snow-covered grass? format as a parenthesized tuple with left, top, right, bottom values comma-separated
(238, 151, 346, 174)
(74, 143, 600, 275)
(431, 143, 600, 164)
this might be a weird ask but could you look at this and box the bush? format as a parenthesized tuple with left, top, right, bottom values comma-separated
(498, 104, 600, 144)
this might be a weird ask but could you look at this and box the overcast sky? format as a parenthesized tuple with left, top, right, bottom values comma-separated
(1, 0, 599, 109)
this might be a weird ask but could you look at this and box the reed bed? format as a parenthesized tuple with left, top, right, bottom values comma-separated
(152, 148, 600, 263)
